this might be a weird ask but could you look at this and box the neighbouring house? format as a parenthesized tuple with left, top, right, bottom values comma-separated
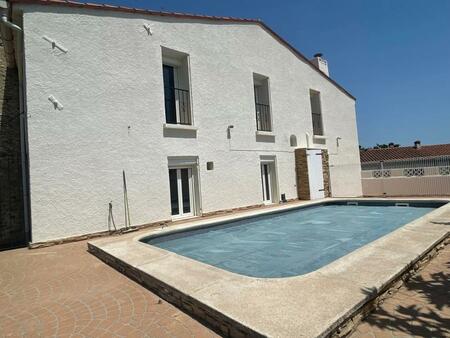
(361, 141, 450, 197)
(0, 0, 362, 247)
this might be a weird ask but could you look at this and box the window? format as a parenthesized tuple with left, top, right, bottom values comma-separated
(162, 47, 192, 125)
(253, 73, 271, 132)
(309, 90, 324, 136)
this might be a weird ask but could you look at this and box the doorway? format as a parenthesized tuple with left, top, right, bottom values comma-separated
(169, 168, 194, 218)
(306, 149, 325, 199)
(260, 159, 278, 204)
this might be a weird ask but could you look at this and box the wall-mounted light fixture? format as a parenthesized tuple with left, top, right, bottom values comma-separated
(227, 125, 234, 139)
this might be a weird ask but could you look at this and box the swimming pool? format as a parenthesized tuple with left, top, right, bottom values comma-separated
(142, 201, 444, 278)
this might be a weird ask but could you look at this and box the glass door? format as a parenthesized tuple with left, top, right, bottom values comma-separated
(169, 168, 193, 217)
(260, 163, 272, 204)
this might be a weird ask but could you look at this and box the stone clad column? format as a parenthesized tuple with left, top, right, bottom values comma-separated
(321, 149, 331, 197)
(295, 148, 310, 200)
(295, 148, 331, 200)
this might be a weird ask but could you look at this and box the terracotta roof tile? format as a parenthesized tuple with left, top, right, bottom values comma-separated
(360, 144, 450, 163)
(9, 0, 355, 100)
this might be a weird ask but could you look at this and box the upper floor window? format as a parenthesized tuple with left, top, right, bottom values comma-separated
(309, 90, 324, 136)
(162, 47, 192, 125)
(253, 73, 272, 132)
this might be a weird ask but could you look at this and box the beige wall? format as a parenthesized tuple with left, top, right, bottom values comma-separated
(362, 177, 450, 197)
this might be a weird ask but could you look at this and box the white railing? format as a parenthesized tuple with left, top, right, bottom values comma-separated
(361, 156, 450, 196)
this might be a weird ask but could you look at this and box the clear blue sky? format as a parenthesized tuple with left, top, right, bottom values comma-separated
(92, 0, 449, 148)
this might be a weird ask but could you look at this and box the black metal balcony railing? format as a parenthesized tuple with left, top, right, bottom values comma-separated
(255, 103, 271, 132)
(164, 87, 191, 125)
(312, 112, 323, 135)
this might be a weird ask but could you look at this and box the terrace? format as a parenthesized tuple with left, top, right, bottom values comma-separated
(0, 198, 448, 337)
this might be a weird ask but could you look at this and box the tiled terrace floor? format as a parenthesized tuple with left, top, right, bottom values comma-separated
(0, 240, 218, 338)
(1, 238, 448, 338)
(351, 243, 450, 338)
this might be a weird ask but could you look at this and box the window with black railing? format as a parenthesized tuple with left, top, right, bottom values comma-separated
(312, 112, 323, 135)
(164, 86, 191, 125)
(162, 50, 192, 125)
(310, 90, 324, 135)
(253, 74, 272, 132)
(255, 102, 271, 132)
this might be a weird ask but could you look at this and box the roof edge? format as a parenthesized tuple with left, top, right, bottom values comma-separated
(9, 0, 355, 100)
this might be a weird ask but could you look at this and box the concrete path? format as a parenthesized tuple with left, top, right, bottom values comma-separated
(351, 243, 449, 338)
(0, 241, 217, 337)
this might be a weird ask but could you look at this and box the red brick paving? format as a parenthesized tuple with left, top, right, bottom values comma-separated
(0, 241, 218, 337)
(1, 238, 448, 338)
(351, 243, 450, 338)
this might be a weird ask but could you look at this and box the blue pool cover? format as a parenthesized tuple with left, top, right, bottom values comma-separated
(142, 203, 439, 278)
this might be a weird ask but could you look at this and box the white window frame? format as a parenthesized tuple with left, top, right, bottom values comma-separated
(309, 89, 325, 137)
(167, 157, 201, 219)
(253, 73, 273, 132)
(161, 47, 194, 126)
(260, 156, 279, 204)
(169, 167, 194, 219)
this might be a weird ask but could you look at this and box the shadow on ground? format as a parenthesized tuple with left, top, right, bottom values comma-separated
(359, 259, 449, 337)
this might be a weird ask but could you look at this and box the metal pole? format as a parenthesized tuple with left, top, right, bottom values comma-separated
(123, 170, 131, 229)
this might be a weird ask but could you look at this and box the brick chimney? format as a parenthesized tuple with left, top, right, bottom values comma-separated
(310, 53, 329, 76)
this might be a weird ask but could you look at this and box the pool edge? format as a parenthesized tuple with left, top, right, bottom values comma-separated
(87, 241, 265, 337)
(327, 234, 449, 338)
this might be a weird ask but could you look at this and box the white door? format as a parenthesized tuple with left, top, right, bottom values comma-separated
(307, 150, 325, 200)
(169, 168, 194, 218)
(261, 162, 273, 204)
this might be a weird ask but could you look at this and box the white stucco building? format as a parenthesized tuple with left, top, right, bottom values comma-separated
(1, 0, 362, 244)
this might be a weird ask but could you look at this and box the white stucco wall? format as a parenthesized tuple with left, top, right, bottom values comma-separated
(17, 4, 362, 242)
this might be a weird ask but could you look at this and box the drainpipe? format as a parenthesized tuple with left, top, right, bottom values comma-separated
(1, 14, 22, 32)
(0, 3, 22, 67)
